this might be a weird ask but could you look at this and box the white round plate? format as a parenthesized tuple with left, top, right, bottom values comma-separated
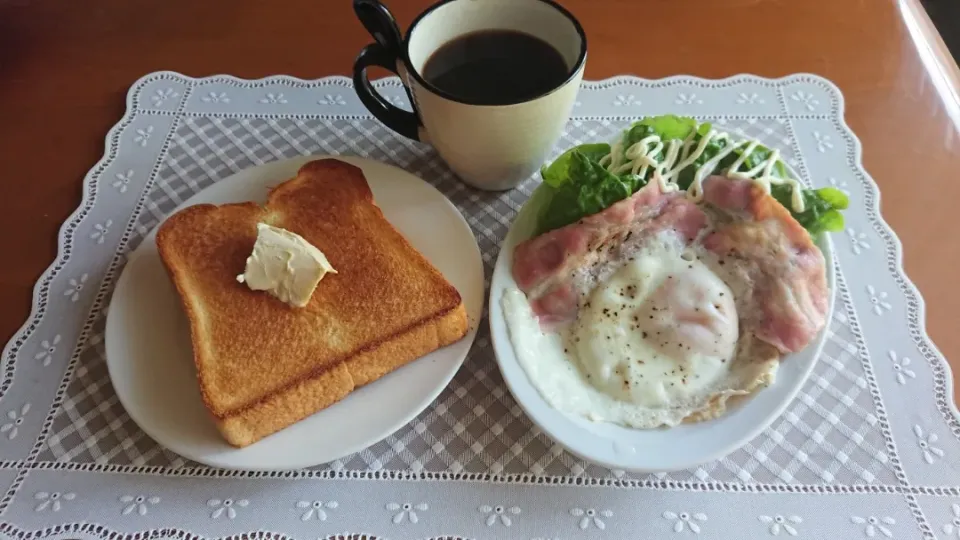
(106, 155, 484, 470)
(488, 184, 836, 473)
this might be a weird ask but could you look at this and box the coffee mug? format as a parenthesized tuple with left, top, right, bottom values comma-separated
(352, 0, 587, 191)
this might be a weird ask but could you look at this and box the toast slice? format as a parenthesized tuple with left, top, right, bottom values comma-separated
(156, 158, 469, 447)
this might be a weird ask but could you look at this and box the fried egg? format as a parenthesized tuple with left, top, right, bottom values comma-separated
(502, 230, 779, 429)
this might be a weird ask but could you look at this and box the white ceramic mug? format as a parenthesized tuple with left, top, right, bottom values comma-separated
(352, 0, 587, 191)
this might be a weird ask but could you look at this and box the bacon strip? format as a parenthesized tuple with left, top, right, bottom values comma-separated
(512, 182, 707, 327)
(702, 176, 829, 353)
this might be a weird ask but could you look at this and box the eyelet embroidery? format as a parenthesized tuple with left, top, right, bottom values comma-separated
(207, 498, 249, 520)
(34, 491, 76, 512)
(913, 424, 945, 464)
(888, 351, 916, 385)
(571, 507, 612, 530)
(479, 505, 521, 527)
(1, 403, 30, 439)
(112, 170, 134, 194)
(866, 285, 892, 315)
(151, 88, 179, 108)
(791, 91, 820, 111)
(663, 511, 707, 534)
(759, 514, 802, 536)
(297, 500, 338, 521)
(317, 94, 347, 106)
(851, 515, 895, 538)
(813, 131, 834, 152)
(387, 502, 427, 524)
(34, 334, 61, 366)
(737, 92, 765, 104)
(259, 92, 288, 104)
(133, 126, 154, 147)
(119, 494, 160, 516)
(201, 92, 230, 103)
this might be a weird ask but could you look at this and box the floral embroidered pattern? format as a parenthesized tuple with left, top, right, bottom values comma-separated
(112, 170, 134, 194)
(34, 335, 61, 367)
(259, 92, 288, 104)
(759, 515, 802, 536)
(151, 88, 179, 107)
(846, 229, 870, 255)
(913, 424, 945, 464)
(737, 92, 764, 104)
(34, 491, 75, 512)
(571, 507, 612, 530)
(1, 403, 30, 439)
(613, 94, 640, 106)
(813, 131, 834, 152)
(297, 500, 338, 521)
(387, 502, 427, 524)
(480, 504, 521, 527)
(851, 515, 895, 538)
(888, 350, 915, 385)
(120, 495, 160, 516)
(90, 219, 113, 244)
(201, 92, 230, 103)
(663, 511, 707, 533)
(317, 94, 347, 105)
(133, 126, 154, 147)
(942, 503, 960, 537)
(64, 273, 89, 302)
(675, 92, 702, 105)
(791, 90, 820, 111)
(207, 498, 249, 520)
(866, 285, 892, 315)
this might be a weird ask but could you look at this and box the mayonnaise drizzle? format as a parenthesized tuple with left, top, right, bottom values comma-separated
(600, 129, 806, 213)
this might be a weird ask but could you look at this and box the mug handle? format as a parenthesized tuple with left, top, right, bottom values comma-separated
(352, 0, 422, 141)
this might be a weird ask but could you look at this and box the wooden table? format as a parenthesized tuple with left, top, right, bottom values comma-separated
(2, 0, 959, 395)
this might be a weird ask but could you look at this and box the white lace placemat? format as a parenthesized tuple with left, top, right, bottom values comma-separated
(0, 72, 957, 540)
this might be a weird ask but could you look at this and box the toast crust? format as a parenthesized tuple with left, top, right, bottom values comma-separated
(156, 158, 468, 446)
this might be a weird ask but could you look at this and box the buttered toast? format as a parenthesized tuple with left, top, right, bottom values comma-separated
(155, 159, 468, 447)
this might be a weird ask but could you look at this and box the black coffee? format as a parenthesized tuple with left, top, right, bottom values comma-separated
(421, 30, 570, 105)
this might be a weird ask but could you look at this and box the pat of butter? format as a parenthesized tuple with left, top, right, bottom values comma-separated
(236, 223, 336, 308)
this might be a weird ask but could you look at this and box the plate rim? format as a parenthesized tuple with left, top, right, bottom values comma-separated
(105, 155, 483, 471)
(488, 181, 837, 473)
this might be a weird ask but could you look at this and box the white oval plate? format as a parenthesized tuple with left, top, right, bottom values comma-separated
(488, 184, 836, 473)
(106, 155, 484, 470)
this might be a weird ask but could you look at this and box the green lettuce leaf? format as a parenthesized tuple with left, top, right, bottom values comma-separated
(770, 185, 849, 236)
(540, 143, 611, 188)
(535, 149, 641, 235)
(533, 115, 850, 238)
(622, 115, 698, 149)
